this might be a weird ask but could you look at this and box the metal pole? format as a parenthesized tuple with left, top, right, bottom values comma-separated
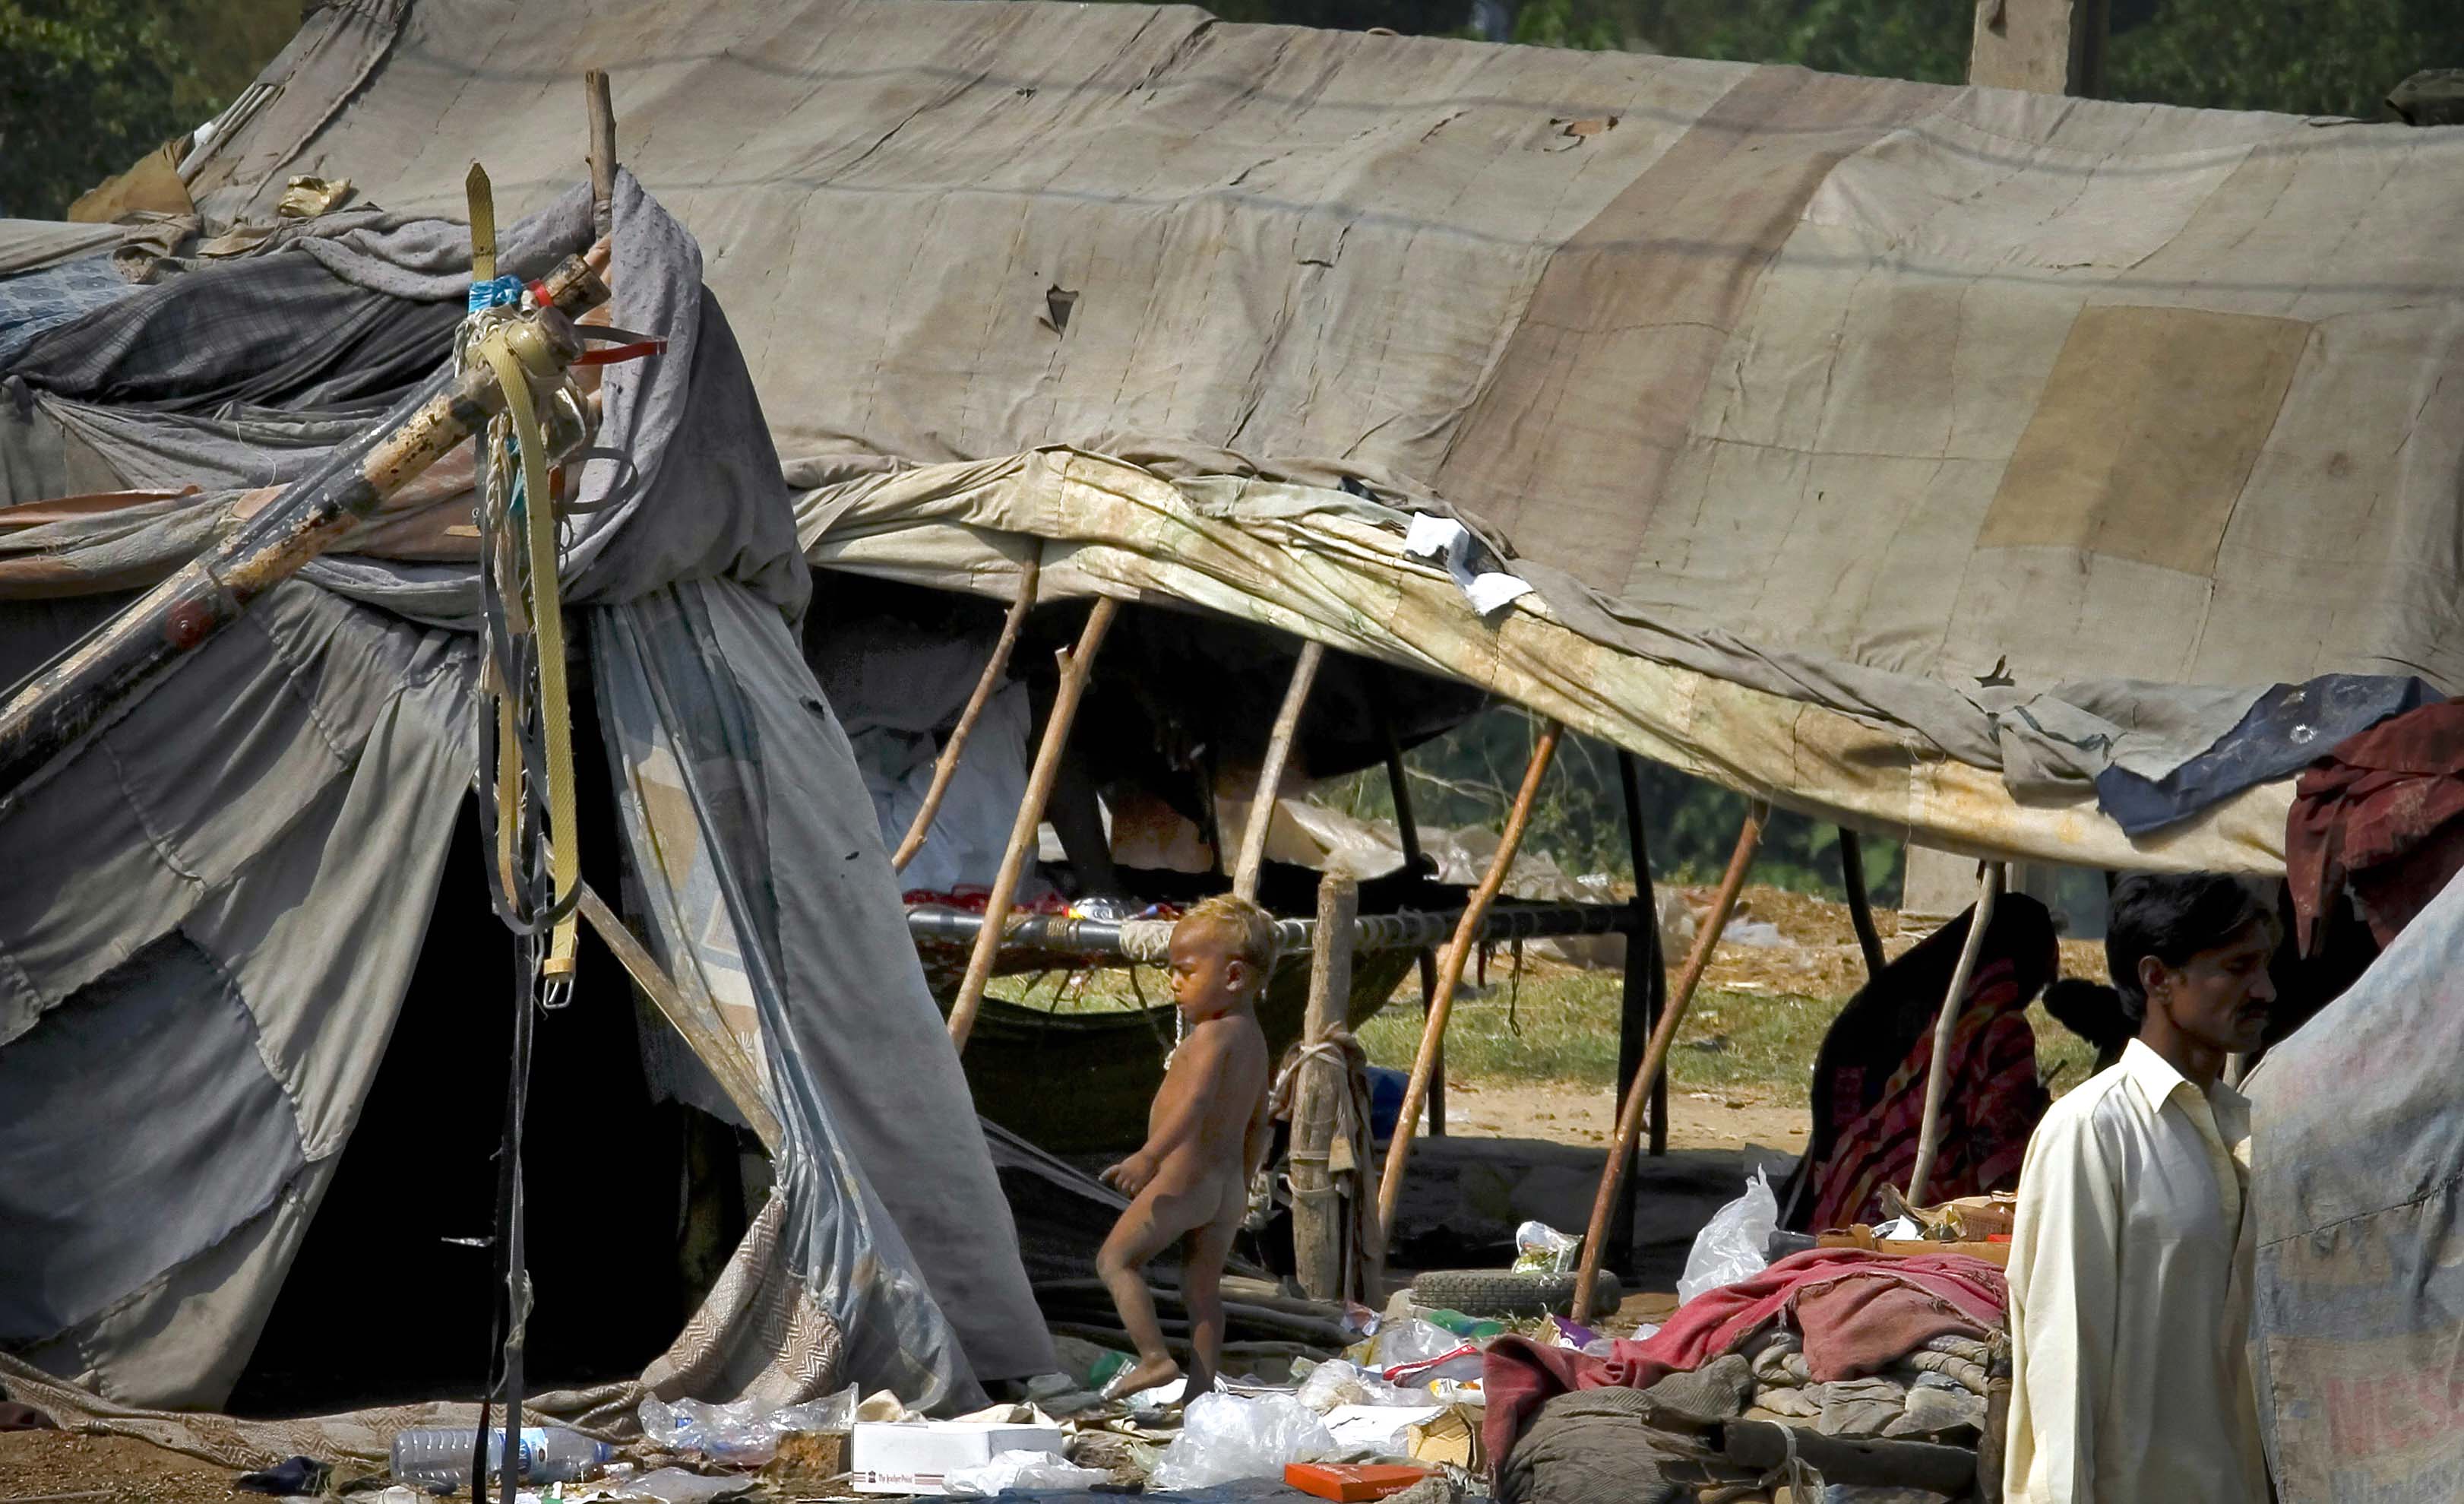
(1608, 751, 1663, 1274)
(1574, 801, 1767, 1319)
(1377, 689, 1445, 1138)
(1839, 827, 1889, 983)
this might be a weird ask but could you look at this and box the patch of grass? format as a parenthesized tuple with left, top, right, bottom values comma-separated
(1350, 964, 2102, 1110)
(984, 957, 2103, 1111)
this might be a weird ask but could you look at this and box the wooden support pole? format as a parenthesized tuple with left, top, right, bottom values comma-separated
(1968, 0, 2108, 95)
(1377, 690, 1445, 1138)
(946, 597, 1120, 1051)
(1376, 720, 1563, 1244)
(0, 255, 609, 801)
(1574, 800, 1768, 1319)
(1232, 639, 1327, 903)
(1839, 827, 1890, 983)
(892, 556, 1041, 872)
(1289, 871, 1359, 1302)
(577, 883, 782, 1151)
(584, 70, 617, 240)
(1906, 862, 2003, 1206)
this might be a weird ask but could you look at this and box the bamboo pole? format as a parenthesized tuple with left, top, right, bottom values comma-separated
(1839, 827, 1889, 983)
(584, 70, 618, 241)
(892, 556, 1041, 872)
(1288, 871, 1358, 1301)
(1906, 862, 2003, 1205)
(1231, 639, 1327, 902)
(946, 597, 1120, 1050)
(1375, 720, 1563, 1243)
(0, 255, 609, 800)
(1573, 800, 1768, 1319)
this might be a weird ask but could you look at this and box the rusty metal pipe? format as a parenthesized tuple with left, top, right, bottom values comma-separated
(0, 255, 609, 801)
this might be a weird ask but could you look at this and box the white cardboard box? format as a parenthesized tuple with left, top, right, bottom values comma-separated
(849, 1420, 1069, 1496)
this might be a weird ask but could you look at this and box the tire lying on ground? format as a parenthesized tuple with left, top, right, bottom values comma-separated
(1411, 1268, 1624, 1319)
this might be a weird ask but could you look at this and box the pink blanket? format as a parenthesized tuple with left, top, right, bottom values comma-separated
(1480, 1248, 2006, 1467)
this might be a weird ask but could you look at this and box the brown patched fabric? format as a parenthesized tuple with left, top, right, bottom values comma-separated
(1432, 68, 1937, 595)
(1979, 305, 2308, 575)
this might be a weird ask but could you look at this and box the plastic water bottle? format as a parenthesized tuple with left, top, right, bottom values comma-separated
(389, 1427, 612, 1494)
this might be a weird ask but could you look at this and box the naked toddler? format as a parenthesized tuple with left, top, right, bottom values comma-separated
(1096, 893, 1276, 1401)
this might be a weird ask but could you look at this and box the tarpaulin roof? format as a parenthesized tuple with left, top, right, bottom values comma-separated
(165, 0, 2464, 869)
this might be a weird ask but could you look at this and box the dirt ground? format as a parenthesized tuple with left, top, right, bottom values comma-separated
(0, 1428, 243, 1504)
(1440, 1077, 1810, 1157)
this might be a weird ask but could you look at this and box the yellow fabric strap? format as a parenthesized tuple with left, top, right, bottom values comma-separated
(479, 330, 580, 977)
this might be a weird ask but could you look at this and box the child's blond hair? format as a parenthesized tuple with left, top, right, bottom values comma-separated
(1175, 892, 1280, 981)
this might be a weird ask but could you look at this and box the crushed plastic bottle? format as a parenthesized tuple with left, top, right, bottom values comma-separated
(390, 1427, 611, 1495)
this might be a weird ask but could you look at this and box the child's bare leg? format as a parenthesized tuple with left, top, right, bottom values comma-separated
(1096, 1186, 1201, 1397)
(1178, 1202, 1242, 1398)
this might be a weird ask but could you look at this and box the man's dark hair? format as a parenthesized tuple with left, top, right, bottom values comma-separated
(2106, 873, 2276, 1024)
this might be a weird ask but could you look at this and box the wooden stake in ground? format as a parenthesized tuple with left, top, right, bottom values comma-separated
(1232, 639, 1327, 902)
(893, 556, 1041, 872)
(1839, 826, 1890, 983)
(1906, 861, 2003, 1206)
(1573, 799, 1768, 1319)
(1608, 749, 1667, 1271)
(1375, 720, 1563, 1245)
(1288, 871, 1358, 1301)
(945, 597, 1120, 1051)
(584, 70, 617, 239)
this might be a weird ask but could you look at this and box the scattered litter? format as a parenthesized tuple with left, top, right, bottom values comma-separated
(236, 1455, 329, 1496)
(1512, 1221, 1580, 1274)
(1321, 1402, 1446, 1452)
(636, 1388, 857, 1466)
(941, 1449, 1106, 1496)
(1678, 1167, 1778, 1305)
(1150, 1392, 1337, 1490)
(1722, 919, 1785, 948)
(850, 1419, 1069, 1496)
(391, 1426, 612, 1493)
(1285, 1460, 1438, 1500)
(1402, 513, 1533, 616)
(600, 1468, 754, 1504)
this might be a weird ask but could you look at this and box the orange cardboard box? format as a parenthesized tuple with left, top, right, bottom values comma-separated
(1283, 1461, 1438, 1500)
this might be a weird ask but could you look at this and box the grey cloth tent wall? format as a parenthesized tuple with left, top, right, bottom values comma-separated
(0, 175, 1052, 1413)
(163, 0, 2464, 869)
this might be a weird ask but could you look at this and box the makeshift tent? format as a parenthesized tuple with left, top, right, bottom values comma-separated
(0, 176, 1055, 1426)
(156, 0, 2464, 872)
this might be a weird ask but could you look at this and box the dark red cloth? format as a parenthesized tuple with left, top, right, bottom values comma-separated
(2287, 701, 2464, 954)
(1479, 1248, 2006, 1468)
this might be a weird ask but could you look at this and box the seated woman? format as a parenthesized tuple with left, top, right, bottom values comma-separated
(1779, 894, 2060, 1233)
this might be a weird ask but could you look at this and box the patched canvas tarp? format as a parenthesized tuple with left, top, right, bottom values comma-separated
(166, 0, 2464, 866)
(2249, 872, 2464, 1499)
(0, 177, 1052, 1413)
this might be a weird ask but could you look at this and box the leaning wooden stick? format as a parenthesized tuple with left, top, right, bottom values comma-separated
(584, 69, 618, 240)
(1376, 719, 1563, 1243)
(577, 883, 782, 1151)
(946, 596, 1121, 1051)
(0, 254, 609, 799)
(1906, 861, 2003, 1205)
(1573, 799, 1769, 1319)
(1232, 638, 1327, 902)
(893, 555, 1041, 872)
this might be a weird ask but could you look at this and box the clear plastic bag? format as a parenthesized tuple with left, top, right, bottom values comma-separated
(637, 1385, 859, 1466)
(1298, 1360, 1422, 1412)
(942, 1450, 1107, 1496)
(1149, 1393, 1336, 1490)
(1514, 1221, 1582, 1274)
(1677, 1167, 1777, 1306)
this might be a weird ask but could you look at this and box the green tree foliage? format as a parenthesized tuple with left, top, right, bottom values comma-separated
(0, 0, 192, 219)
